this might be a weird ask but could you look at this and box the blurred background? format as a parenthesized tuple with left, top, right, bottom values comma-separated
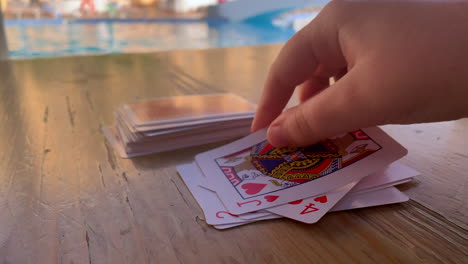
(0, 0, 328, 59)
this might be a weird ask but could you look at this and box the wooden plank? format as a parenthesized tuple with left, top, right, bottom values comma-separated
(383, 122, 468, 230)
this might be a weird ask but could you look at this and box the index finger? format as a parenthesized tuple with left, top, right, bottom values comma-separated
(251, 4, 346, 131)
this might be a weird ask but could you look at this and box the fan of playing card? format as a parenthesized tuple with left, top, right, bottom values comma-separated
(177, 127, 418, 229)
(104, 94, 256, 158)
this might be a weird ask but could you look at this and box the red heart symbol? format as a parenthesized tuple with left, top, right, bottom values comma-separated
(314, 195, 327, 203)
(265, 195, 279, 202)
(241, 183, 267, 195)
(289, 200, 303, 205)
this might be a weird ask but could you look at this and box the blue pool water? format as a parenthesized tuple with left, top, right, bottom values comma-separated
(5, 18, 296, 59)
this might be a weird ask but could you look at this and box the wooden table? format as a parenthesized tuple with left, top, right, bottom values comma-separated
(0, 46, 466, 263)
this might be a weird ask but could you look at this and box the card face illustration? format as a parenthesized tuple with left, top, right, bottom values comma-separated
(195, 127, 407, 215)
(214, 129, 381, 199)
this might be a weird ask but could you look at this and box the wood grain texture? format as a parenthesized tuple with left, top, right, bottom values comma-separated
(0, 45, 466, 263)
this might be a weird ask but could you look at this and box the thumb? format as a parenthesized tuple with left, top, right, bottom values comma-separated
(267, 66, 378, 147)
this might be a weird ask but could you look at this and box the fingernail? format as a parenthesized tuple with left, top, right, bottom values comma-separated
(268, 124, 289, 147)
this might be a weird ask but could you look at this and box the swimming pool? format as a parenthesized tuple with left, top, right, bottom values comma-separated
(5, 18, 297, 59)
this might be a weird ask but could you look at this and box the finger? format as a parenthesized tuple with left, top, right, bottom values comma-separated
(267, 64, 381, 147)
(331, 67, 348, 84)
(299, 64, 335, 102)
(251, 30, 321, 132)
(251, 4, 347, 132)
(298, 76, 330, 103)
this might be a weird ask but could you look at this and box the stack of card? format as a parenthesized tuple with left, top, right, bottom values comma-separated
(177, 127, 418, 229)
(104, 94, 257, 158)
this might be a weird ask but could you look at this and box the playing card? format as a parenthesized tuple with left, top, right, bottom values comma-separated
(352, 179, 412, 195)
(351, 162, 418, 193)
(195, 127, 407, 215)
(104, 123, 253, 158)
(213, 214, 282, 229)
(125, 126, 251, 155)
(198, 170, 350, 223)
(201, 161, 415, 196)
(330, 186, 409, 212)
(133, 114, 255, 132)
(198, 161, 416, 223)
(177, 163, 276, 225)
(104, 93, 258, 158)
(143, 118, 253, 137)
(252, 162, 417, 223)
(124, 93, 256, 128)
(214, 187, 408, 228)
(213, 223, 250, 229)
(197, 185, 272, 220)
(189, 162, 273, 220)
(266, 181, 358, 223)
(177, 162, 411, 228)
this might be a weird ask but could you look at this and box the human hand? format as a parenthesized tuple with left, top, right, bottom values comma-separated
(251, 0, 468, 147)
